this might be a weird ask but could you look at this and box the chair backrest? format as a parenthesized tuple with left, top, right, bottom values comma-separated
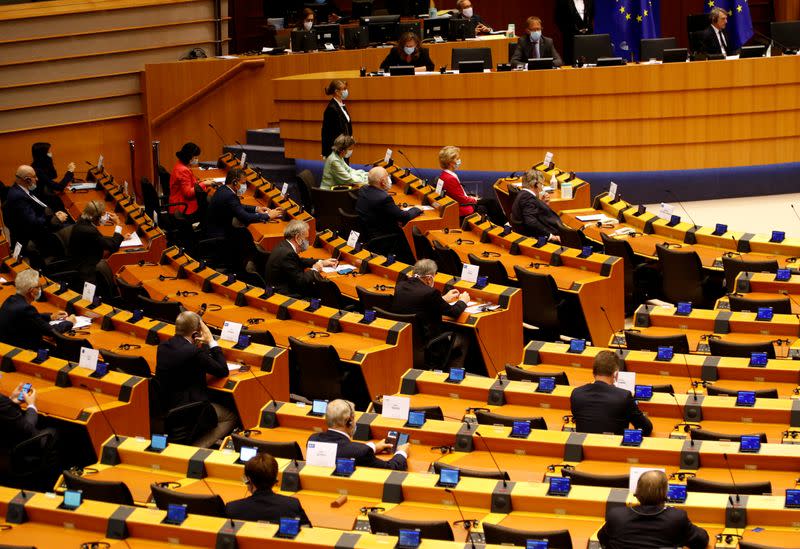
(483, 522, 573, 549)
(655, 244, 705, 305)
(512, 266, 562, 330)
(411, 225, 434, 260)
(94, 259, 117, 299)
(640, 37, 678, 60)
(431, 240, 463, 277)
(288, 336, 343, 401)
(368, 513, 454, 541)
(624, 331, 690, 354)
(705, 385, 778, 399)
(467, 253, 512, 286)
(503, 364, 569, 385)
(9, 431, 58, 490)
(728, 295, 790, 314)
(310, 187, 355, 231)
(141, 177, 160, 220)
(116, 277, 148, 307)
(52, 331, 93, 362)
(451, 47, 492, 70)
(150, 483, 226, 516)
(432, 461, 509, 481)
(563, 468, 629, 488)
(686, 477, 771, 496)
(708, 338, 776, 359)
(101, 349, 151, 378)
(295, 169, 317, 211)
(739, 541, 785, 549)
(241, 327, 276, 347)
(373, 307, 425, 369)
(231, 433, 304, 460)
(574, 34, 613, 63)
(690, 429, 768, 443)
(722, 256, 778, 293)
(557, 225, 586, 249)
(600, 232, 635, 292)
(316, 278, 345, 310)
(63, 469, 134, 505)
(337, 207, 360, 240)
(474, 410, 547, 430)
(164, 401, 217, 445)
(356, 285, 394, 313)
(136, 294, 184, 324)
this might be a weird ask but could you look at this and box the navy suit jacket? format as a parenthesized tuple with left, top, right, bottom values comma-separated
(2, 184, 60, 250)
(510, 36, 564, 67)
(0, 294, 54, 351)
(355, 185, 420, 243)
(0, 394, 40, 450)
(68, 219, 123, 281)
(570, 380, 653, 436)
(264, 239, 318, 298)
(699, 26, 733, 55)
(206, 185, 266, 238)
(154, 335, 228, 409)
(226, 489, 310, 525)
(598, 504, 709, 549)
(307, 430, 407, 470)
(511, 189, 562, 238)
(391, 278, 466, 341)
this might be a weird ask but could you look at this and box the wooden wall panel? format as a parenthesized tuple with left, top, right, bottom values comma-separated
(0, 73, 141, 110)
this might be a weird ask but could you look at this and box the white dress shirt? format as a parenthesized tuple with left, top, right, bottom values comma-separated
(335, 98, 350, 123)
(573, 0, 586, 20)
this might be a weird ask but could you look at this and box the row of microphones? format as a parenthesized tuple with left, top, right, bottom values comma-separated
(396, 149, 428, 186)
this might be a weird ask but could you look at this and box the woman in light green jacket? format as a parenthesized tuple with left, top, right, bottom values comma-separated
(321, 134, 368, 189)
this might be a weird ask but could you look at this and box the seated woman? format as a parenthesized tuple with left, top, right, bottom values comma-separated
(380, 32, 434, 73)
(295, 7, 315, 31)
(321, 135, 368, 189)
(169, 142, 213, 222)
(31, 142, 74, 212)
(68, 200, 130, 287)
(510, 169, 562, 242)
(436, 145, 506, 225)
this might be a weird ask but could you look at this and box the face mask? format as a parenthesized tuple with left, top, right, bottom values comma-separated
(403, 46, 416, 56)
(33, 288, 42, 301)
(455, 159, 462, 169)
(462, 7, 474, 18)
(237, 183, 246, 197)
(382, 178, 392, 191)
(303, 20, 313, 31)
(345, 149, 354, 159)
(47, 152, 53, 158)
(530, 30, 542, 42)
(190, 157, 199, 166)
(340, 89, 349, 100)
(299, 238, 309, 252)
(29, 182, 37, 192)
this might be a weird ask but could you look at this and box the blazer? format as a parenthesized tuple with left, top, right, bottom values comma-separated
(555, 0, 594, 35)
(32, 162, 73, 195)
(169, 161, 203, 215)
(307, 430, 407, 470)
(391, 277, 466, 341)
(437, 170, 476, 217)
(699, 26, 732, 56)
(511, 189, 562, 238)
(264, 239, 318, 298)
(570, 380, 653, 436)
(320, 152, 368, 189)
(0, 394, 40, 451)
(321, 99, 352, 158)
(598, 504, 709, 549)
(379, 47, 435, 72)
(0, 294, 54, 351)
(355, 185, 421, 242)
(206, 185, 266, 238)
(226, 489, 311, 525)
(510, 35, 564, 67)
(2, 184, 62, 251)
(154, 335, 228, 410)
(68, 219, 124, 281)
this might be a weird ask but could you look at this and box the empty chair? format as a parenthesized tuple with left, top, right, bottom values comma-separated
(687, 477, 771, 496)
(316, 277, 350, 310)
(150, 483, 226, 517)
(240, 327, 276, 347)
(690, 429, 767, 443)
(52, 331, 92, 363)
(101, 349, 151, 378)
(1, 431, 59, 491)
(337, 207, 360, 240)
(728, 295, 790, 314)
(230, 433, 304, 461)
(370, 401, 444, 421)
(431, 240, 463, 277)
(451, 47, 492, 70)
(483, 523, 573, 549)
(136, 294, 184, 324)
(411, 225, 434, 260)
(310, 187, 356, 231)
(467, 253, 513, 286)
(656, 244, 723, 308)
(708, 338, 776, 359)
(601, 232, 658, 313)
(513, 266, 569, 341)
(356, 285, 394, 312)
(374, 307, 457, 371)
(432, 461, 509, 481)
(722, 256, 779, 293)
(474, 410, 547, 430)
(368, 512, 454, 541)
(624, 331, 690, 354)
(557, 225, 589, 250)
(705, 385, 778, 399)
(640, 37, 678, 60)
(563, 468, 629, 488)
(503, 364, 569, 385)
(573, 33, 613, 63)
(116, 277, 148, 309)
(163, 401, 217, 445)
(62, 469, 134, 505)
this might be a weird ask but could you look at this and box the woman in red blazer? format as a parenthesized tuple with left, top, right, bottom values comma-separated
(436, 146, 505, 224)
(169, 142, 211, 220)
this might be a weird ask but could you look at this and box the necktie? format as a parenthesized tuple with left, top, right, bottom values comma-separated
(534, 40, 540, 58)
(719, 30, 727, 52)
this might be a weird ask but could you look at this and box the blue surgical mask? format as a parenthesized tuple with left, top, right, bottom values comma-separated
(403, 46, 416, 56)
(455, 159, 462, 169)
(530, 30, 542, 42)
(340, 89, 349, 100)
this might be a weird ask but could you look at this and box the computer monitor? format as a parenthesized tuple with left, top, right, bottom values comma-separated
(351, 0, 374, 19)
(423, 17, 449, 41)
(360, 14, 401, 26)
(449, 18, 475, 41)
(740, 45, 766, 58)
(367, 21, 400, 45)
(314, 23, 341, 49)
(398, 21, 422, 39)
(574, 33, 613, 63)
(662, 47, 688, 63)
(770, 21, 800, 51)
(290, 30, 318, 52)
(640, 37, 678, 61)
(343, 27, 369, 50)
(528, 58, 555, 70)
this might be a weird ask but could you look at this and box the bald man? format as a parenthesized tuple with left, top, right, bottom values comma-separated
(3, 165, 69, 253)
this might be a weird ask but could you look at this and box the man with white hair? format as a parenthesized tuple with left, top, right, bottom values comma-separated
(0, 269, 74, 350)
(307, 399, 409, 470)
(264, 219, 337, 298)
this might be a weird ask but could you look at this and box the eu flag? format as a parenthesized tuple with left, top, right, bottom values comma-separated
(595, 0, 660, 61)
(704, 0, 753, 51)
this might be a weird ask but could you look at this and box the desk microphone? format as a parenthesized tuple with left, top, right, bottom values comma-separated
(722, 453, 741, 505)
(725, 234, 742, 257)
(599, 305, 624, 356)
(791, 204, 800, 225)
(396, 149, 428, 185)
(443, 488, 478, 549)
(751, 29, 798, 55)
(679, 350, 700, 403)
(79, 384, 120, 443)
(668, 391, 694, 446)
(197, 473, 237, 529)
(208, 123, 227, 150)
(664, 189, 699, 230)
(472, 431, 508, 488)
(474, 325, 503, 382)
(241, 365, 280, 416)
(244, 263, 273, 299)
(779, 290, 800, 320)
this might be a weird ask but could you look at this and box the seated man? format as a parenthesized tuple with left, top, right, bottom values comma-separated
(391, 259, 470, 369)
(511, 169, 562, 242)
(321, 135, 368, 189)
(3, 165, 68, 254)
(599, 470, 709, 549)
(0, 382, 42, 452)
(264, 219, 337, 298)
(154, 312, 237, 448)
(308, 399, 409, 470)
(511, 16, 563, 68)
(570, 350, 653, 436)
(451, 0, 492, 34)
(226, 452, 311, 525)
(0, 269, 74, 351)
(699, 7, 732, 57)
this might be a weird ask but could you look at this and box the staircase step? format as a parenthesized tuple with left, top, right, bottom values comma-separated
(250, 162, 297, 182)
(223, 143, 292, 166)
(246, 128, 284, 147)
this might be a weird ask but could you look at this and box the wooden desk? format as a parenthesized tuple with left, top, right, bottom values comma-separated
(424, 213, 625, 345)
(493, 166, 592, 219)
(115, 246, 413, 397)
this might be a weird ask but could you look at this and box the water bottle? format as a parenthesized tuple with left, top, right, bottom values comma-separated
(507, 23, 515, 38)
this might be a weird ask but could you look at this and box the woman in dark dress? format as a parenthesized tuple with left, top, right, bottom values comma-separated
(320, 79, 352, 158)
(380, 32, 435, 72)
(30, 142, 74, 212)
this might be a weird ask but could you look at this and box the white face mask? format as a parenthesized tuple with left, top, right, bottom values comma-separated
(28, 181, 37, 192)
(298, 238, 309, 252)
(382, 178, 392, 191)
(303, 20, 313, 31)
(403, 46, 416, 56)
(340, 89, 349, 101)
(455, 158, 462, 169)
(47, 152, 53, 158)
(33, 288, 42, 301)
(237, 182, 247, 197)
(345, 149, 354, 159)
(462, 7, 474, 18)
(190, 157, 199, 166)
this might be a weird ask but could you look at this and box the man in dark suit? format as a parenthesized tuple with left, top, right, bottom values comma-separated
(511, 16, 564, 68)
(391, 259, 471, 369)
(3, 165, 69, 254)
(570, 350, 653, 436)
(599, 470, 709, 549)
(0, 269, 74, 351)
(355, 167, 421, 263)
(226, 452, 311, 525)
(307, 399, 409, 470)
(154, 311, 237, 448)
(451, 0, 492, 34)
(555, 0, 594, 65)
(511, 169, 562, 242)
(68, 200, 127, 287)
(698, 7, 732, 56)
(0, 382, 41, 451)
(264, 220, 337, 298)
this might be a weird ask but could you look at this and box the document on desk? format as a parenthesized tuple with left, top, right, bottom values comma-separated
(50, 315, 92, 329)
(322, 263, 353, 274)
(67, 182, 97, 191)
(576, 214, 614, 223)
(402, 205, 434, 211)
(120, 232, 143, 248)
(464, 304, 500, 315)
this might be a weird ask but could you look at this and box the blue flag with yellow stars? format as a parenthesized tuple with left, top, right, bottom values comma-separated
(704, 0, 753, 50)
(595, 0, 660, 61)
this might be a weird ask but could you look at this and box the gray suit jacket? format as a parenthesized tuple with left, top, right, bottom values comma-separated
(511, 35, 564, 67)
